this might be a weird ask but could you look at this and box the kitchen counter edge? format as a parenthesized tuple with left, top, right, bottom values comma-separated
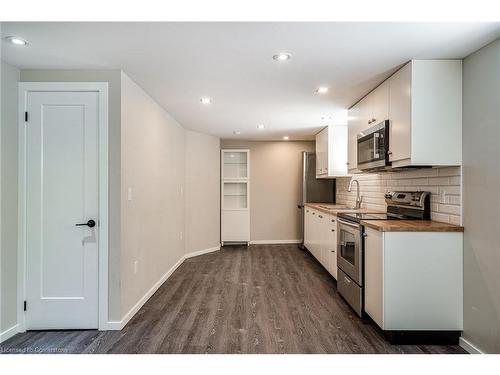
(360, 219, 464, 233)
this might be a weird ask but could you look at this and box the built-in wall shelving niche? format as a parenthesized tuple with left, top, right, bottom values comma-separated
(221, 149, 250, 245)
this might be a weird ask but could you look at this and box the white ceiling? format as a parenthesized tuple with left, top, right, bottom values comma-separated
(2, 22, 500, 140)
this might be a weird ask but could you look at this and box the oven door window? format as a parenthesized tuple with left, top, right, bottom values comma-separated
(340, 229, 356, 266)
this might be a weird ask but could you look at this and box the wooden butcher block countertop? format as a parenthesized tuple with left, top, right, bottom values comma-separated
(305, 203, 464, 232)
(360, 219, 464, 232)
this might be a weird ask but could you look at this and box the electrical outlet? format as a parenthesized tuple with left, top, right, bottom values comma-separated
(180, 231, 183, 240)
(134, 260, 138, 274)
(180, 185, 184, 195)
(128, 187, 133, 202)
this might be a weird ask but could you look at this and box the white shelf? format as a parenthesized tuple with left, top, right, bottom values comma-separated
(221, 149, 250, 243)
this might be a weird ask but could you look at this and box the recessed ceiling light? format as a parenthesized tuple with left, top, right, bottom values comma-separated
(273, 52, 291, 61)
(233, 130, 241, 135)
(315, 87, 329, 94)
(321, 116, 333, 120)
(257, 124, 265, 130)
(283, 136, 289, 140)
(200, 97, 212, 104)
(4, 36, 28, 46)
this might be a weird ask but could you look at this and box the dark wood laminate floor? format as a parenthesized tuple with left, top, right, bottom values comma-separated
(0, 245, 466, 354)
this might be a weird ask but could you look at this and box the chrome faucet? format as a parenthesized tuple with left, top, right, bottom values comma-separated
(348, 179, 363, 209)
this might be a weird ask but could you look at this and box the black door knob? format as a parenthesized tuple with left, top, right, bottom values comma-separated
(76, 219, 96, 228)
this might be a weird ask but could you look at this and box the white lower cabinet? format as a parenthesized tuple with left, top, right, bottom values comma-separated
(364, 227, 384, 327)
(304, 207, 337, 280)
(363, 227, 463, 331)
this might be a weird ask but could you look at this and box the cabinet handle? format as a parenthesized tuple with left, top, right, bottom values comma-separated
(346, 162, 350, 165)
(363, 233, 368, 237)
(372, 118, 376, 123)
(312, 212, 315, 215)
(331, 249, 336, 253)
(344, 276, 351, 284)
(318, 215, 323, 218)
(387, 151, 393, 155)
(331, 219, 335, 223)
(331, 229, 335, 232)
(367, 120, 371, 124)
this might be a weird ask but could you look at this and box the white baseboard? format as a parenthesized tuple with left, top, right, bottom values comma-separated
(185, 245, 221, 259)
(105, 244, 221, 331)
(0, 324, 19, 343)
(459, 337, 484, 354)
(249, 240, 302, 245)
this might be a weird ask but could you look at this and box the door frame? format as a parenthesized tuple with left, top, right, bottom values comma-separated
(17, 82, 109, 331)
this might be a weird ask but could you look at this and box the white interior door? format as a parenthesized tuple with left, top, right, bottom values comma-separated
(25, 90, 99, 329)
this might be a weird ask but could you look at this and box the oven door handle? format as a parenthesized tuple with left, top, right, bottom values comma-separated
(373, 133, 380, 159)
(337, 219, 360, 229)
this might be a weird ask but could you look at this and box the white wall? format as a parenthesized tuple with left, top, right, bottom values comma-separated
(185, 130, 221, 254)
(120, 72, 187, 317)
(220, 140, 315, 242)
(1, 62, 20, 337)
(462, 38, 500, 354)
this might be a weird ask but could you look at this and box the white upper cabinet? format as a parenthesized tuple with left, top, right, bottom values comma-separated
(347, 96, 368, 173)
(369, 80, 390, 126)
(316, 125, 348, 178)
(390, 60, 462, 168)
(348, 59, 462, 170)
(388, 62, 411, 164)
(347, 82, 389, 173)
(315, 127, 328, 176)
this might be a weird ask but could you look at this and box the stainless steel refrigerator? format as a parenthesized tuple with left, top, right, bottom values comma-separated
(298, 151, 336, 249)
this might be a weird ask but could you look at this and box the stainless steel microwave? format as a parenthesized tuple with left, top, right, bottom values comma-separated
(357, 120, 390, 171)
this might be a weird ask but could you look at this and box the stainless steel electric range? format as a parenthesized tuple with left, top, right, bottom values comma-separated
(336, 191, 430, 316)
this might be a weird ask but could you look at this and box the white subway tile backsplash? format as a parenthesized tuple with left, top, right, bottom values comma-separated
(428, 177, 450, 185)
(439, 186, 461, 195)
(438, 204, 461, 216)
(336, 166, 462, 224)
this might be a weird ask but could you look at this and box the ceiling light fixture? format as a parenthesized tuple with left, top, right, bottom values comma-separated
(257, 124, 265, 130)
(233, 130, 241, 135)
(273, 52, 291, 61)
(200, 97, 212, 104)
(315, 87, 329, 94)
(283, 136, 289, 140)
(4, 36, 28, 46)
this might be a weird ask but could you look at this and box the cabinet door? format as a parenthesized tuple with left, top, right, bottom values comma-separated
(364, 227, 384, 328)
(304, 208, 311, 250)
(222, 211, 250, 242)
(370, 80, 390, 125)
(317, 213, 326, 266)
(327, 125, 348, 177)
(315, 210, 322, 259)
(315, 133, 322, 176)
(389, 62, 411, 163)
(347, 96, 370, 172)
(310, 209, 319, 258)
(325, 216, 338, 279)
(315, 128, 328, 176)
